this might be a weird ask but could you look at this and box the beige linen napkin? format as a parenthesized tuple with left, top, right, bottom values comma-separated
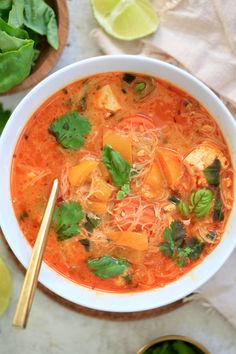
(91, 0, 236, 328)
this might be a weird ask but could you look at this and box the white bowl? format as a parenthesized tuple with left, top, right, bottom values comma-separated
(1, 55, 236, 312)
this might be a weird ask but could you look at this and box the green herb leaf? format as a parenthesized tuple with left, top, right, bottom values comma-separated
(122, 73, 136, 83)
(185, 237, 203, 260)
(102, 144, 131, 187)
(134, 82, 146, 92)
(87, 256, 128, 279)
(53, 201, 84, 241)
(84, 214, 100, 233)
(79, 238, 90, 252)
(206, 231, 217, 240)
(116, 183, 130, 200)
(189, 188, 213, 218)
(203, 159, 221, 186)
(168, 195, 180, 204)
(0, 103, 11, 135)
(178, 201, 190, 217)
(23, 0, 59, 49)
(159, 242, 173, 257)
(169, 220, 186, 244)
(213, 188, 224, 221)
(49, 110, 91, 150)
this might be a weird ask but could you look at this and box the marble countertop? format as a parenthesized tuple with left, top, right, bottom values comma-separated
(1, 1, 236, 353)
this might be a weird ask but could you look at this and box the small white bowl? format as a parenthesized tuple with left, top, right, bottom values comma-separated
(0, 55, 236, 312)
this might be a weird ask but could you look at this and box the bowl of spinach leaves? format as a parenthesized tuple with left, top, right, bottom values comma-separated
(137, 335, 210, 354)
(0, 0, 68, 94)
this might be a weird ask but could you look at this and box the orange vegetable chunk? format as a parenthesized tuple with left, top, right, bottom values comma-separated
(157, 147, 183, 188)
(87, 200, 107, 215)
(68, 160, 98, 186)
(107, 231, 148, 251)
(91, 176, 115, 202)
(103, 129, 132, 163)
(145, 160, 165, 191)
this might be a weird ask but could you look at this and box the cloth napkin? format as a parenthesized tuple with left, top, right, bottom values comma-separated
(91, 0, 236, 328)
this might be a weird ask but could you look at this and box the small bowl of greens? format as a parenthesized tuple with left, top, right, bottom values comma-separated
(0, 0, 68, 95)
(137, 335, 210, 354)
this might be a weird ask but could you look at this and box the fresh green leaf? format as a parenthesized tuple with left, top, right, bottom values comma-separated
(79, 238, 90, 252)
(84, 214, 100, 233)
(0, 0, 12, 10)
(206, 231, 217, 240)
(203, 159, 221, 186)
(48, 111, 91, 150)
(134, 82, 146, 92)
(0, 17, 29, 39)
(168, 195, 180, 204)
(0, 39, 34, 93)
(169, 220, 186, 244)
(122, 73, 136, 83)
(23, 0, 59, 49)
(213, 188, 224, 221)
(0, 103, 11, 135)
(189, 188, 213, 218)
(159, 242, 173, 257)
(173, 340, 197, 354)
(185, 237, 203, 260)
(87, 256, 128, 279)
(53, 201, 84, 241)
(8, 0, 24, 28)
(116, 183, 130, 200)
(178, 201, 190, 217)
(102, 144, 131, 187)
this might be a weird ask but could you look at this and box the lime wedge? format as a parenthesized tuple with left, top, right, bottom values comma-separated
(0, 257, 12, 316)
(91, 0, 159, 41)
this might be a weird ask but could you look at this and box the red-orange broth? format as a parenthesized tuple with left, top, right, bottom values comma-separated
(11, 72, 234, 292)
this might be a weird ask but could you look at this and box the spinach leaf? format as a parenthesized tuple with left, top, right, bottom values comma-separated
(8, 0, 24, 28)
(160, 221, 203, 267)
(116, 183, 130, 200)
(49, 111, 91, 150)
(84, 214, 100, 233)
(79, 238, 90, 252)
(213, 188, 224, 221)
(23, 0, 58, 49)
(0, 39, 34, 93)
(0, 103, 11, 135)
(53, 201, 84, 241)
(189, 188, 213, 218)
(102, 144, 131, 187)
(203, 158, 221, 186)
(87, 256, 128, 279)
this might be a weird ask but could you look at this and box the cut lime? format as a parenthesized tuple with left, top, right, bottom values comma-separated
(91, 0, 159, 41)
(0, 257, 12, 316)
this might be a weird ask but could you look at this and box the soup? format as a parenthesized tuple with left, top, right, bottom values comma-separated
(11, 72, 234, 292)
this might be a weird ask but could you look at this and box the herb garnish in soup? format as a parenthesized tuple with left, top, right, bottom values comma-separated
(11, 72, 234, 292)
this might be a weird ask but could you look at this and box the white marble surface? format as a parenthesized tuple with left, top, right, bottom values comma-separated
(1, 1, 236, 353)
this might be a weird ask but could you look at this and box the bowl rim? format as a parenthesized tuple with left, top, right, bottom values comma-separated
(0, 54, 236, 312)
(136, 335, 210, 354)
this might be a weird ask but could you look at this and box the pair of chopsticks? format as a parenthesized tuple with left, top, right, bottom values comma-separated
(13, 179, 59, 328)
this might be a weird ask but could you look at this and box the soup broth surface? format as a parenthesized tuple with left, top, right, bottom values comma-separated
(11, 72, 234, 292)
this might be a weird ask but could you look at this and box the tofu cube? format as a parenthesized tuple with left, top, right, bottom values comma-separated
(97, 85, 121, 113)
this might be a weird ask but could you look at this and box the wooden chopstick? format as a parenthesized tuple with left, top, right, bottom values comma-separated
(13, 179, 59, 328)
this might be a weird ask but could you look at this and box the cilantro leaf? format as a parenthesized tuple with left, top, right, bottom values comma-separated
(189, 188, 213, 218)
(0, 103, 11, 135)
(102, 144, 131, 187)
(48, 110, 91, 150)
(87, 256, 128, 278)
(53, 201, 84, 241)
(213, 188, 224, 221)
(116, 183, 130, 200)
(203, 159, 221, 186)
(185, 237, 203, 260)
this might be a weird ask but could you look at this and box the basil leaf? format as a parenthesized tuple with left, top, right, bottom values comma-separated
(203, 159, 221, 186)
(53, 201, 84, 241)
(49, 111, 91, 150)
(0, 103, 11, 135)
(87, 256, 128, 279)
(23, 0, 59, 49)
(102, 144, 131, 187)
(189, 188, 213, 218)
(213, 188, 224, 221)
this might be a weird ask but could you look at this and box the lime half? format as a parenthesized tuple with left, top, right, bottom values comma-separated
(91, 0, 159, 41)
(0, 257, 12, 316)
